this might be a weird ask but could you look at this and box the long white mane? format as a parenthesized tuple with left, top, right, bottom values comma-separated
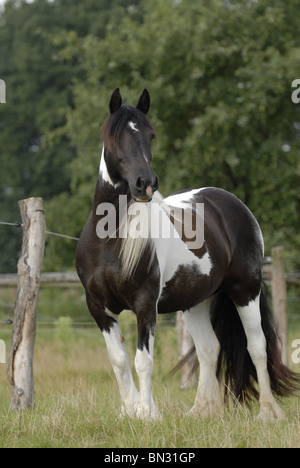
(119, 191, 165, 280)
(119, 191, 199, 280)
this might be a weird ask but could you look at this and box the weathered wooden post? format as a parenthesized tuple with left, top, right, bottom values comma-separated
(176, 311, 197, 389)
(7, 198, 45, 409)
(271, 246, 288, 365)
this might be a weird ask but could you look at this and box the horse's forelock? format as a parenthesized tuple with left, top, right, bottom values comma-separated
(101, 105, 155, 152)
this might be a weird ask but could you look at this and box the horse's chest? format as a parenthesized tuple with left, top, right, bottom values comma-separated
(154, 237, 214, 312)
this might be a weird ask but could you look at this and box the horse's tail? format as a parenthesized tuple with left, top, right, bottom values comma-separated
(173, 286, 300, 403)
(211, 287, 300, 402)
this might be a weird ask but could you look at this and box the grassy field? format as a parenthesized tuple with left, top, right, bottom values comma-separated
(1, 288, 300, 448)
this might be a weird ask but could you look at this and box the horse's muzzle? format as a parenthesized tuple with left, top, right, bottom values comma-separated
(134, 176, 158, 202)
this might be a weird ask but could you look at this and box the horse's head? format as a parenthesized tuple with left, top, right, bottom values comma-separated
(101, 88, 158, 202)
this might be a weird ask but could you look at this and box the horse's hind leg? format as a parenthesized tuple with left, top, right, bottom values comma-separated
(236, 294, 286, 421)
(183, 298, 222, 418)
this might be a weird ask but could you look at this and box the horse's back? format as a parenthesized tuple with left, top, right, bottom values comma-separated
(157, 187, 264, 312)
(174, 187, 263, 256)
(194, 187, 264, 304)
(166, 186, 263, 264)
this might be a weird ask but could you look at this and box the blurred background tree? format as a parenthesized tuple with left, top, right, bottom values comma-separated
(0, 0, 142, 271)
(0, 0, 300, 272)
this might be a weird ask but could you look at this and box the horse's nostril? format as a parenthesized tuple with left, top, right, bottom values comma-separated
(136, 177, 145, 190)
(153, 176, 158, 191)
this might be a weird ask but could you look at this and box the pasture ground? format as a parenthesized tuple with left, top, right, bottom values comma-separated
(0, 287, 300, 448)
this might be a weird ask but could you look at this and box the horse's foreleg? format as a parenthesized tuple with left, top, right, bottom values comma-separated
(101, 315, 143, 418)
(103, 319, 140, 417)
(86, 297, 139, 418)
(134, 308, 160, 420)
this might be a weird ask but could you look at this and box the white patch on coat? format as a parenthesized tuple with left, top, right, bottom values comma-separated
(151, 191, 213, 290)
(99, 146, 121, 188)
(99, 146, 113, 184)
(128, 121, 139, 133)
(120, 190, 213, 281)
(164, 188, 205, 209)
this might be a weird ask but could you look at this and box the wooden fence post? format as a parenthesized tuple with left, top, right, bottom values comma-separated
(176, 311, 197, 389)
(7, 198, 45, 410)
(271, 246, 288, 365)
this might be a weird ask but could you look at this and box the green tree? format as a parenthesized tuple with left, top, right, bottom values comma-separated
(0, 0, 141, 272)
(46, 0, 300, 269)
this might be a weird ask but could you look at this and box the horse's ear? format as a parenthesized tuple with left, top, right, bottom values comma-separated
(136, 88, 150, 114)
(109, 88, 122, 114)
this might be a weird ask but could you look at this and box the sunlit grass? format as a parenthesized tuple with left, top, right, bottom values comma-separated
(0, 308, 300, 448)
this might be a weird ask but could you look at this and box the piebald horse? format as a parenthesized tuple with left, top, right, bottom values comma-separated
(76, 88, 299, 421)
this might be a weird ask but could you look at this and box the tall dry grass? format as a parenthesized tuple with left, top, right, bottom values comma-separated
(0, 315, 300, 448)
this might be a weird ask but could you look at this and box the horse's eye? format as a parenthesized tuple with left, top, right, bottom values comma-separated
(150, 133, 155, 142)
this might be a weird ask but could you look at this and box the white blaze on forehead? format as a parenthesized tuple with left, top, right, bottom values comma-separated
(128, 121, 139, 133)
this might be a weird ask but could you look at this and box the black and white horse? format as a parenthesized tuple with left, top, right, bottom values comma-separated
(76, 88, 299, 421)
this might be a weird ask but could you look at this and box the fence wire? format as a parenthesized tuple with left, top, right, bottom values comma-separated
(0, 220, 79, 241)
(1, 219, 300, 325)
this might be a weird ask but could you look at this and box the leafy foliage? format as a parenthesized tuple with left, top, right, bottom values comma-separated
(0, 0, 300, 271)
(0, 0, 141, 271)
